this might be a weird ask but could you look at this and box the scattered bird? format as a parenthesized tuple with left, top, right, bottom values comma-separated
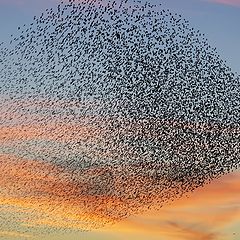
(0, 0, 239, 235)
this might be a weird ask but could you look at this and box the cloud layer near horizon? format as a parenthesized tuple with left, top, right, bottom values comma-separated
(88, 171, 240, 240)
(1, 161, 239, 240)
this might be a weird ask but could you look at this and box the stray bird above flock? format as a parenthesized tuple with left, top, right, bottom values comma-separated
(0, 0, 239, 235)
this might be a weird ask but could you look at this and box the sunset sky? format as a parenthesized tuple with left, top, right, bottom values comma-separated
(65, 171, 240, 240)
(0, 151, 239, 240)
(0, 0, 239, 240)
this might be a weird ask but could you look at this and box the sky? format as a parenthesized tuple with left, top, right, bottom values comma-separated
(0, 0, 239, 74)
(0, 0, 239, 240)
(55, 171, 240, 240)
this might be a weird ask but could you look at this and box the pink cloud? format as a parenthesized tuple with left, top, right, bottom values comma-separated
(206, 0, 240, 7)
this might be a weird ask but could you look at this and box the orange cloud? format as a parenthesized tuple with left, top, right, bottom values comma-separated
(0, 153, 166, 233)
(0, 153, 119, 232)
(1, 97, 239, 239)
(0, 135, 239, 239)
(97, 171, 240, 240)
(0, 231, 32, 239)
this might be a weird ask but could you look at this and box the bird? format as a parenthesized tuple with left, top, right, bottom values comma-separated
(0, 0, 239, 235)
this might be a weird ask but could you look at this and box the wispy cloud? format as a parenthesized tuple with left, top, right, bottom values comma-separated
(0, 231, 32, 239)
(1, 97, 239, 238)
(96, 171, 240, 240)
(205, 0, 240, 7)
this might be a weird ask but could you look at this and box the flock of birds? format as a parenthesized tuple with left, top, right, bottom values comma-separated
(0, 0, 239, 236)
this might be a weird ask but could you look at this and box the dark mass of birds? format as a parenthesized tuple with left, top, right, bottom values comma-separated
(0, 0, 239, 235)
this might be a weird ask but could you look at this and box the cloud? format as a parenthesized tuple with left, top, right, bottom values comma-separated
(95, 171, 240, 240)
(0, 153, 114, 232)
(206, 0, 240, 7)
(0, 96, 240, 238)
(0, 231, 32, 239)
(165, 221, 218, 240)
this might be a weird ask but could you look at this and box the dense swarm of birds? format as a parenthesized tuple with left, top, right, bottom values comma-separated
(0, 0, 239, 235)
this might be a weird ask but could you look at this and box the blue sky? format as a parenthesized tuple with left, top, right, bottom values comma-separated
(0, 0, 239, 74)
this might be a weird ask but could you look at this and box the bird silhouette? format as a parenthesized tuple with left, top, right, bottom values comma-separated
(0, 0, 239, 236)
